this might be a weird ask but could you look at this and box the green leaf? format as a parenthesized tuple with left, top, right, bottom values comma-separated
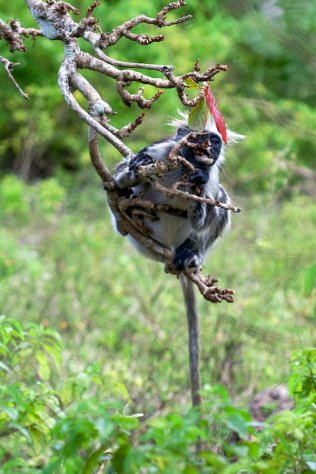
(200, 451, 227, 468)
(83, 445, 108, 474)
(36, 351, 51, 380)
(7, 422, 31, 441)
(112, 444, 131, 473)
(184, 77, 200, 89)
(183, 466, 199, 474)
(303, 263, 316, 296)
(188, 98, 208, 132)
(224, 406, 253, 440)
(42, 459, 61, 474)
(2, 459, 29, 473)
(2, 406, 18, 420)
(111, 414, 140, 430)
(0, 361, 11, 372)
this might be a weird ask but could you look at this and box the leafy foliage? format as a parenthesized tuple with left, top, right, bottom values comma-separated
(0, 317, 316, 473)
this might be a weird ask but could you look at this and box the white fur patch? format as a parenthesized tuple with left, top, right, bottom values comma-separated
(146, 141, 176, 161)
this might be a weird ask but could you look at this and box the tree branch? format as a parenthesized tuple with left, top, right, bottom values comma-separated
(0, 56, 29, 99)
(0, 18, 42, 51)
(1, 0, 238, 301)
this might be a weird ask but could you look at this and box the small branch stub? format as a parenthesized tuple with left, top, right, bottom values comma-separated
(0, 56, 29, 99)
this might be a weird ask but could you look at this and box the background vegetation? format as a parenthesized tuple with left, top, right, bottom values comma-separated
(0, 0, 315, 472)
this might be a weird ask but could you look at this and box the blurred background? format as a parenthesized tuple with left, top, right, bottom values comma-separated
(0, 0, 315, 413)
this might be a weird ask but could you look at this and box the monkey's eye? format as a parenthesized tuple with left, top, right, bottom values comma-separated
(210, 136, 221, 145)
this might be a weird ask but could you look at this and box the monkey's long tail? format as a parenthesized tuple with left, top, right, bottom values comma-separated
(180, 274, 202, 407)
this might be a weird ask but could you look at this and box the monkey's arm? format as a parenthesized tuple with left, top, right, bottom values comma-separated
(114, 140, 176, 188)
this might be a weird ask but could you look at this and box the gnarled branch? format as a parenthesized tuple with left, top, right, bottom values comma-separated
(1, 0, 238, 302)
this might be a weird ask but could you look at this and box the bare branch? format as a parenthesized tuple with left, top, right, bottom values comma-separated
(137, 135, 242, 213)
(182, 63, 228, 81)
(0, 56, 29, 99)
(150, 178, 241, 213)
(157, 0, 187, 20)
(186, 270, 235, 303)
(86, 0, 100, 18)
(123, 31, 164, 45)
(118, 197, 188, 219)
(58, 50, 132, 156)
(97, 0, 191, 48)
(102, 112, 145, 139)
(95, 48, 173, 71)
(9, 19, 43, 40)
(88, 127, 115, 186)
(76, 51, 173, 88)
(76, 52, 227, 113)
(117, 81, 164, 108)
(0, 18, 42, 51)
(89, 128, 174, 262)
(0, 19, 25, 51)
(69, 72, 113, 115)
(166, 267, 235, 303)
(46, 0, 79, 16)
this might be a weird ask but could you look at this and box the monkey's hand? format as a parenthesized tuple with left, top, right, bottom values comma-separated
(128, 150, 154, 174)
(188, 167, 209, 186)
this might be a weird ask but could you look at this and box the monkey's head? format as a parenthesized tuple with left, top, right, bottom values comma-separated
(195, 131, 222, 164)
(176, 126, 223, 166)
(171, 112, 244, 168)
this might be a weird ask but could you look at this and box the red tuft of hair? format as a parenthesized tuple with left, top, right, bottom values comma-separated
(205, 86, 228, 144)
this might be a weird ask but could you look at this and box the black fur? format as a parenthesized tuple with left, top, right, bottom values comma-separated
(129, 149, 155, 172)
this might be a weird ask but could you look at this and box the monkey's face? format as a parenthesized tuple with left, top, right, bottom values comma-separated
(176, 127, 222, 166)
(195, 132, 222, 165)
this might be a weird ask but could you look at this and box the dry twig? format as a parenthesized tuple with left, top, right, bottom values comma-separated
(0, 56, 29, 99)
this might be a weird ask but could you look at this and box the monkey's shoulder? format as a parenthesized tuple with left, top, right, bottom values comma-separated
(138, 137, 177, 162)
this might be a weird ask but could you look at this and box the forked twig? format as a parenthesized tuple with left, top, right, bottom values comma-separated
(0, 56, 29, 99)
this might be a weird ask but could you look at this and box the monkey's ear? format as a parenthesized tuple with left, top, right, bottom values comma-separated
(176, 126, 191, 139)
